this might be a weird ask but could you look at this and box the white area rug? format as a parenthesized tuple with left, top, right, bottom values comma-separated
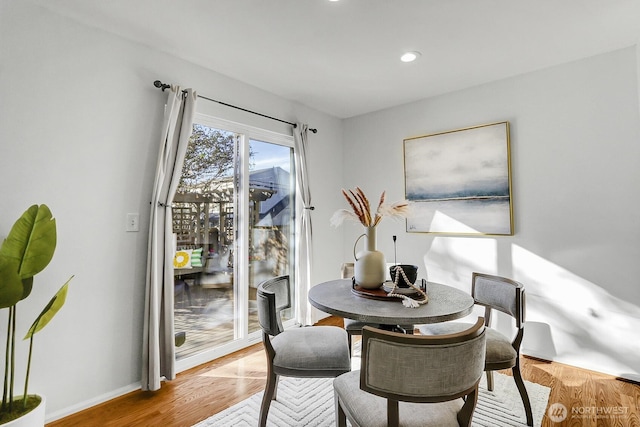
(195, 372, 550, 427)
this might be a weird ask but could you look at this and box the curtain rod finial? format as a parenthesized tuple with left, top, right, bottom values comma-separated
(153, 80, 170, 91)
(294, 123, 318, 134)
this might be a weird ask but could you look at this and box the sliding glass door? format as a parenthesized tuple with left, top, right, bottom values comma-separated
(172, 115, 296, 368)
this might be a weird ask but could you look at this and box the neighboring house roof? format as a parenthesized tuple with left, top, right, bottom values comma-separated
(251, 167, 291, 227)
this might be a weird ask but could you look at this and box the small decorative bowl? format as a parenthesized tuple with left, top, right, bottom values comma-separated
(389, 264, 418, 288)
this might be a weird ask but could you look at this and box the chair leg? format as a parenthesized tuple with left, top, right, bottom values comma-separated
(486, 370, 494, 391)
(335, 394, 348, 427)
(185, 281, 192, 306)
(272, 374, 280, 400)
(259, 371, 278, 427)
(387, 399, 400, 427)
(347, 332, 353, 356)
(458, 387, 478, 427)
(512, 364, 534, 426)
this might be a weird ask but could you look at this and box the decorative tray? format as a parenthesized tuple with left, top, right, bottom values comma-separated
(351, 278, 427, 301)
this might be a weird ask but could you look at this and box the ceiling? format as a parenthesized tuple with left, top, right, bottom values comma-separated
(30, 0, 640, 118)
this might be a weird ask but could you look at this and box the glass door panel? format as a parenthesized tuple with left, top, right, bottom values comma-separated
(247, 140, 295, 333)
(173, 124, 238, 360)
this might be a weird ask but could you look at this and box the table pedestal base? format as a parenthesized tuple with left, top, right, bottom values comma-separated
(378, 324, 414, 334)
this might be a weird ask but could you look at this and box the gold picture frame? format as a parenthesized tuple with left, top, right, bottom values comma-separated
(403, 121, 514, 235)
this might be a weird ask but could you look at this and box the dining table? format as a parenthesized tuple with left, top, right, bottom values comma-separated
(308, 278, 475, 329)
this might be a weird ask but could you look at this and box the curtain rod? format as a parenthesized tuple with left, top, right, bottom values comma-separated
(153, 80, 317, 134)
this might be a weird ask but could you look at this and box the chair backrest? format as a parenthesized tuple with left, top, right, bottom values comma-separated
(360, 318, 486, 403)
(471, 272, 525, 328)
(257, 275, 291, 337)
(340, 262, 354, 279)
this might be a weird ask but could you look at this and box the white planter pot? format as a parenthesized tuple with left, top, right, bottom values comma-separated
(2, 395, 45, 427)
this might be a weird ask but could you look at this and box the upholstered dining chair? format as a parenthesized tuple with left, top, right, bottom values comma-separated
(334, 318, 487, 427)
(418, 272, 534, 426)
(257, 275, 351, 427)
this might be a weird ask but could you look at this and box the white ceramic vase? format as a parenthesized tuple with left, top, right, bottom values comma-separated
(353, 226, 386, 289)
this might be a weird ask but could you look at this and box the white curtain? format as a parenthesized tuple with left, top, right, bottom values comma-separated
(293, 123, 313, 325)
(142, 86, 196, 391)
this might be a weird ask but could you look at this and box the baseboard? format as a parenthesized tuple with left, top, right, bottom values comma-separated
(45, 382, 141, 423)
(522, 349, 640, 383)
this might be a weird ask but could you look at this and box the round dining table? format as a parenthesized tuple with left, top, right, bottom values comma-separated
(308, 279, 474, 326)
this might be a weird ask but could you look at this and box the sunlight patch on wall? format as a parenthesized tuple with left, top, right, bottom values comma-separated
(424, 232, 497, 292)
(511, 244, 640, 380)
(429, 209, 481, 235)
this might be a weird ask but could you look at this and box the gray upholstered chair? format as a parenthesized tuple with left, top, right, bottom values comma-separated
(334, 318, 486, 427)
(418, 272, 534, 426)
(257, 275, 351, 427)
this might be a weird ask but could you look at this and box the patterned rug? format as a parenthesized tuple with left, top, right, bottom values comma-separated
(195, 372, 550, 427)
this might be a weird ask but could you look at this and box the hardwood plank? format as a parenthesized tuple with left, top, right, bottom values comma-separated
(47, 317, 640, 427)
(515, 355, 640, 427)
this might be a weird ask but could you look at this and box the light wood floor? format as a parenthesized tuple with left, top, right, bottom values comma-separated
(48, 317, 640, 427)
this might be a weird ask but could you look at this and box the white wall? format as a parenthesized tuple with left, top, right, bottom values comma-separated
(342, 47, 640, 382)
(2, 0, 639, 421)
(0, 2, 344, 421)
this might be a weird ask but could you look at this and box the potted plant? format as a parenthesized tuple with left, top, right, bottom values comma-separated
(0, 205, 73, 426)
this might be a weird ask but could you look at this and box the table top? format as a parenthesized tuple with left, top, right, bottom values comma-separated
(308, 279, 474, 325)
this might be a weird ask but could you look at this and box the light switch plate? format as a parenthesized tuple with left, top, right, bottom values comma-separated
(126, 213, 139, 232)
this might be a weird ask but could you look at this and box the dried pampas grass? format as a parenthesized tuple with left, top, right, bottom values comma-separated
(331, 187, 410, 228)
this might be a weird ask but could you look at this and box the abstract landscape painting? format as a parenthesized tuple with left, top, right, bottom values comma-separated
(403, 122, 513, 235)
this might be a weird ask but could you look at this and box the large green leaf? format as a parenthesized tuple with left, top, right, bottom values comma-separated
(0, 256, 22, 308)
(24, 276, 73, 339)
(0, 205, 57, 308)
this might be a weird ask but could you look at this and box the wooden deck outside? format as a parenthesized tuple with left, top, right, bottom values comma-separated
(174, 283, 259, 360)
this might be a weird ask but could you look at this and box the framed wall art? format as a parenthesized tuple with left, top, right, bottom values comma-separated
(403, 121, 513, 235)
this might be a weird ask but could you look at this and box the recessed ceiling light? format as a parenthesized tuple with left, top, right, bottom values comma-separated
(400, 51, 421, 63)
